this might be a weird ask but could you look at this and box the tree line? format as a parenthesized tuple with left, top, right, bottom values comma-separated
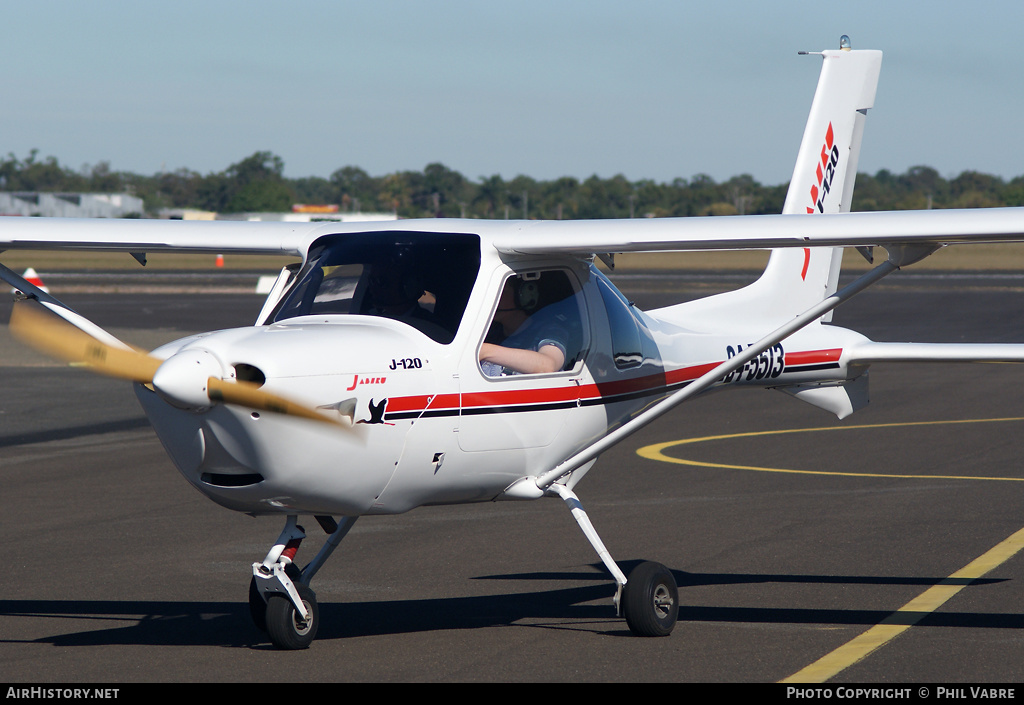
(2, 149, 1023, 219)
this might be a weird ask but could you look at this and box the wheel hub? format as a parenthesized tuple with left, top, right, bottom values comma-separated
(652, 585, 674, 618)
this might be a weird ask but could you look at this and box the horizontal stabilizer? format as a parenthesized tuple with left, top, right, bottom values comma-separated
(847, 341, 1024, 364)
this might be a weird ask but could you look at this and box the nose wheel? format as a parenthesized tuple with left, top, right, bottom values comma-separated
(265, 584, 319, 650)
(248, 561, 302, 635)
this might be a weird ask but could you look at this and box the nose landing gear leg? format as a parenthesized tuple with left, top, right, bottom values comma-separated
(250, 514, 358, 649)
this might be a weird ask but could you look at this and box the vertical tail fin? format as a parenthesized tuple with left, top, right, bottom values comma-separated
(758, 42, 883, 321)
(658, 41, 882, 331)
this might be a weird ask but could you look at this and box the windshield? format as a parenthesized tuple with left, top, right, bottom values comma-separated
(269, 231, 481, 345)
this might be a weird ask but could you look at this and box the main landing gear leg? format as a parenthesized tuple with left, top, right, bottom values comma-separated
(549, 483, 678, 637)
(250, 514, 358, 649)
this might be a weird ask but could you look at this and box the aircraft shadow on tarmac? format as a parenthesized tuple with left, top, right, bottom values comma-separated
(0, 417, 150, 448)
(0, 564, 1017, 648)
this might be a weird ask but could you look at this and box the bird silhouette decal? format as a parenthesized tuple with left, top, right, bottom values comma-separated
(358, 398, 392, 425)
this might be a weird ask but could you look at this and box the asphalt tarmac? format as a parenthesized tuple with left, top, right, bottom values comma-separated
(3, 269, 1024, 683)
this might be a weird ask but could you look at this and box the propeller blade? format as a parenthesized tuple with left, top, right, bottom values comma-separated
(9, 301, 161, 382)
(207, 377, 350, 428)
(9, 300, 352, 430)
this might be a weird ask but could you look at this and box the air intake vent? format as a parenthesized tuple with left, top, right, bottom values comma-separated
(201, 473, 264, 487)
(234, 363, 266, 386)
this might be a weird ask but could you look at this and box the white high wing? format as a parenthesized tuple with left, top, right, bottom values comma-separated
(5, 37, 1024, 649)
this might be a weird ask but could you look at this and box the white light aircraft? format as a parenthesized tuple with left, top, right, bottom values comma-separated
(6, 37, 1024, 649)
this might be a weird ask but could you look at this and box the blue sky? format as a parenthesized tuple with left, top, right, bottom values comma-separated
(4, 1, 1023, 186)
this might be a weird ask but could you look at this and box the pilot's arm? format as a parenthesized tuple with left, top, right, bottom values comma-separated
(479, 341, 565, 375)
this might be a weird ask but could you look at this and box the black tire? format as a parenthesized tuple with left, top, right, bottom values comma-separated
(621, 561, 678, 637)
(265, 584, 319, 650)
(250, 564, 302, 633)
(249, 576, 268, 633)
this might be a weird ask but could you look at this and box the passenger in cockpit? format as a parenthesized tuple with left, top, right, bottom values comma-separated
(365, 263, 430, 318)
(363, 262, 448, 342)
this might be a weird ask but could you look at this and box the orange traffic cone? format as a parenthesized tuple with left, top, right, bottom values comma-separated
(11, 267, 49, 294)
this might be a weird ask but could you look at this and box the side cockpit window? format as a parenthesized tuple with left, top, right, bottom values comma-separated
(479, 269, 587, 377)
(594, 269, 643, 369)
(270, 232, 480, 345)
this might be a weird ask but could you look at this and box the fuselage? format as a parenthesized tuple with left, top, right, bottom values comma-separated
(135, 230, 868, 517)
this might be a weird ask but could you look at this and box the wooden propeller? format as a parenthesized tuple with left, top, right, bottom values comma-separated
(9, 301, 349, 429)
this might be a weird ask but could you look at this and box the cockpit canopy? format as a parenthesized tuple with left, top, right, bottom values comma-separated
(269, 231, 481, 344)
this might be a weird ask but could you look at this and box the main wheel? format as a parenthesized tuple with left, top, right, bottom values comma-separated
(621, 561, 678, 637)
(265, 584, 319, 650)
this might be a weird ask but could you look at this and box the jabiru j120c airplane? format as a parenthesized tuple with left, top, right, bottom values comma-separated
(5, 37, 1024, 649)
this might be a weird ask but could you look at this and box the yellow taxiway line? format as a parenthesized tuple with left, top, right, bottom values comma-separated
(781, 525, 1024, 682)
(637, 417, 1024, 482)
(637, 418, 1024, 681)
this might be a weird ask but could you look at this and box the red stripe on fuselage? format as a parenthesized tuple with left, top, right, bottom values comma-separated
(382, 349, 844, 415)
(784, 348, 842, 366)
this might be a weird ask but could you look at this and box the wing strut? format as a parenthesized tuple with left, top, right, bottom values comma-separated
(534, 251, 919, 491)
(0, 260, 130, 348)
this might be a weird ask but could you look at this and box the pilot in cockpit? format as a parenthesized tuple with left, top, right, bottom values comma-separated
(479, 275, 574, 376)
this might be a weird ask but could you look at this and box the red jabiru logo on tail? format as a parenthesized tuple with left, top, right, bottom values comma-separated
(807, 122, 840, 214)
(799, 121, 841, 280)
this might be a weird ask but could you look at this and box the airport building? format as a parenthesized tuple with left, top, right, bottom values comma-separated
(0, 192, 144, 218)
(213, 204, 398, 223)
(215, 211, 398, 223)
(0, 193, 397, 222)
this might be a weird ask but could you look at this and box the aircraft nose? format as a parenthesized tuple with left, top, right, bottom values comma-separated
(152, 348, 224, 410)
